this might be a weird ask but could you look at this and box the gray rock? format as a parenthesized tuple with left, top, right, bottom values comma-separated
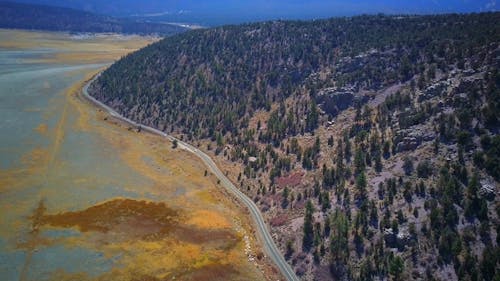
(396, 137, 420, 152)
(418, 81, 448, 102)
(384, 228, 411, 250)
(396, 125, 436, 152)
(316, 87, 354, 117)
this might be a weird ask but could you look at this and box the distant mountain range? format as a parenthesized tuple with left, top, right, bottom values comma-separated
(6, 0, 500, 26)
(0, 1, 186, 35)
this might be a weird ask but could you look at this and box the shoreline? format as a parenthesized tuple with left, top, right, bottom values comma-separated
(81, 72, 299, 281)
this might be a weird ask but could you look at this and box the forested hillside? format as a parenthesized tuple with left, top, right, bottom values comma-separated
(0, 1, 185, 35)
(90, 13, 500, 281)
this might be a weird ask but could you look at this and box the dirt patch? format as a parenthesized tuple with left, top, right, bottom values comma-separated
(275, 171, 304, 189)
(270, 214, 289, 227)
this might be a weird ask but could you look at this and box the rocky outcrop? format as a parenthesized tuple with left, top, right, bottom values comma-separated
(316, 87, 370, 118)
(384, 227, 411, 250)
(395, 125, 436, 152)
(418, 81, 448, 102)
(315, 88, 354, 117)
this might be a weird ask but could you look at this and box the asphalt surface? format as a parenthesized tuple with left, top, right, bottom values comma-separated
(82, 73, 300, 281)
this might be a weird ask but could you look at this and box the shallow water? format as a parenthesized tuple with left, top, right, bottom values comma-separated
(0, 46, 157, 280)
(0, 31, 264, 281)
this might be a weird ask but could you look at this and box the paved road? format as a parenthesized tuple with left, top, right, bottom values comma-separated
(82, 73, 299, 281)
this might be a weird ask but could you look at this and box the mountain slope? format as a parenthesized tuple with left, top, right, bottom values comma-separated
(0, 1, 186, 35)
(90, 13, 500, 281)
(91, 13, 499, 138)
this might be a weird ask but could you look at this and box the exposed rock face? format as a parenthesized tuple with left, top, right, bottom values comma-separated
(453, 77, 479, 95)
(395, 137, 420, 152)
(395, 125, 436, 152)
(480, 179, 497, 200)
(384, 228, 411, 250)
(316, 88, 354, 117)
(418, 81, 448, 102)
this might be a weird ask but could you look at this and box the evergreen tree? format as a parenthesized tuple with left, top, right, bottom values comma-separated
(330, 209, 349, 278)
(282, 186, 290, 209)
(354, 148, 366, 175)
(356, 172, 368, 201)
(403, 157, 414, 175)
(389, 256, 405, 281)
(303, 200, 315, 251)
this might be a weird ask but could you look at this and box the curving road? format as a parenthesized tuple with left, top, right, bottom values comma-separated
(82, 73, 299, 281)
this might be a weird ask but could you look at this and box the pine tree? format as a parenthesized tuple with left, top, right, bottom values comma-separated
(282, 186, 290, 209)
(302, 200, 315, 251)
(354, 148, 366, 175)
(389, 255, 405, 281)
(330, 209, 349, 278)
(356, 172, 368, 200)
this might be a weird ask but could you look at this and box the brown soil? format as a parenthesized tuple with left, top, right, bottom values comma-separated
(270, 214, 289, 227)
(275, 171, 304, 189)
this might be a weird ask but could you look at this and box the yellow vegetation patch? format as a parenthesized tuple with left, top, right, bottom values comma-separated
(104, 240, 205, 279)
(66, 70, 102, 132)
(193, 189, 218, 204)
(187, 209, 232, 229)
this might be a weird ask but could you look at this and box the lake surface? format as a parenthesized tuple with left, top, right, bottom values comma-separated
(0, 30, 266, 281)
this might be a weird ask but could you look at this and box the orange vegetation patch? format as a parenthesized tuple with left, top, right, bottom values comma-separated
(42, 199, 179, 239)
(174, 226, 240, 248)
